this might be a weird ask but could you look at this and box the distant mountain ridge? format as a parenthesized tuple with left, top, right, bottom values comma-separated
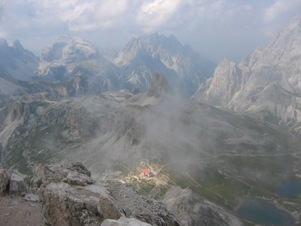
(0, 39, 39, 81)
(113, 33, 215, 96)
(194, 17, 301, 130)
(0, 34, 214, 96)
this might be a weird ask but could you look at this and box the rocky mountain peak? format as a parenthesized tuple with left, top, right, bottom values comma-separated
(195, 17, 301, 130)
(41, 36, 100, 63)
(112, 33, 215, 96)
(12, 40, 24, 51)
(114, 33, 187, 68)
(0, 39, 8, 48)
(137, 32, 182, 53)
(0, 39, 38, 81)
(245, 17, 301, 68)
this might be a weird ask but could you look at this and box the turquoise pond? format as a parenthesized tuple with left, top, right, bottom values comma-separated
(237, 198, 295, 225)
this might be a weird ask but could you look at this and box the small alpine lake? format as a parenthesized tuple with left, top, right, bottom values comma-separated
(275, 180, 301, 198)
(237, 198, 295, 226)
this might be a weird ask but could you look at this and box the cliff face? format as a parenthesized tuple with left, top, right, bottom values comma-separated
(113, 33, 215, 96)
(194, 18, 301, 130)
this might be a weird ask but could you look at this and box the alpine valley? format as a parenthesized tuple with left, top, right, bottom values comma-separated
(1, 19, 301, 226)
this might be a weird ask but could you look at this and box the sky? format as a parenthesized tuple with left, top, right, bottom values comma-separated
(0, 0, 301, 62)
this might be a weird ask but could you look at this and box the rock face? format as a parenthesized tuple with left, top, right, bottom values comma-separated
(0, 169, 10, 194)
(104, 181, 181, 226)
(36, 36, 121, 95)
(0, 39, 39, 81)
(9, 170, 31, 194)
(194, 17, 301, 131)
(36, 163, 181, 226)
(162, 187, 242, 226)
(113, 33, 215, 96)
(0, 168, 34, 196)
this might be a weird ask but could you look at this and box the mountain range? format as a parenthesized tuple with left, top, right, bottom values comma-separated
(194, 17, 301, 131)
(0, 33, 215, 96)
(1, 18, 301, 225)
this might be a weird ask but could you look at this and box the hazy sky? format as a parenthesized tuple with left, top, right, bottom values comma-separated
(0, 0, 301, 62)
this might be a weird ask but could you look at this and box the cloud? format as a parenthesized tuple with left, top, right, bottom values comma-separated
(96, 0, 128, 19)
(264, 0, 301, 23)
(1, 0, 301, 62)
(0, 0, 6, 20)
(136, 0, 182, 31)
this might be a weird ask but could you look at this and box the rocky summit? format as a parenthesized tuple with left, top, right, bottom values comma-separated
(113, 33, 215, 96)
(194, 17, 301, 131)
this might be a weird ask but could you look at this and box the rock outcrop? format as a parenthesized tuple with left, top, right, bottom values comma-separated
(9, 170, 31, 194)
(163, 186, 242, 226)
(0, 169, 31, 195)
(33, 162, 181, 226)
(0, 169, 10, 194)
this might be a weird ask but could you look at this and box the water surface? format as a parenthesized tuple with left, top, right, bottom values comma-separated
(275, 181, 301, 198)
(237, 198, 295, 226)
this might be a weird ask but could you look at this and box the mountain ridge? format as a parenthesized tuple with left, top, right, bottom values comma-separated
(0, 33, 214, 97)
(194, 17, 301, 130)
(0, 39, 39, 81)
(113, 32, 215, 96)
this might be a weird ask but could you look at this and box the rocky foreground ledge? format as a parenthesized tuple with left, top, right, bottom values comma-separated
(0, 163, 241, 226)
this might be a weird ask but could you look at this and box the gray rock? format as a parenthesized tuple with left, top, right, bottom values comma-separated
(65, 170, 95, 186)
(0, 169, 10, 194)
(98, 194, 122, 219)
(32, 162, 94, 189)
(67, 162, 92, 177)
(39, 182, 103, 226)
(101, 217, 152, 226)
(9, 170, 30, 194)
(24, 193, 39, 202)
(162, 186, 242, 226)
(37, 163, 181, 226)
(104, 180, 181, 226)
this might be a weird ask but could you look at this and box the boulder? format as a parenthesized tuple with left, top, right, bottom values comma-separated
(37, 163, 181, 226)
(24, 193, 39, 202)
(65, 170, 95, 186)
(37, 163, 101, 226)
(9, 170, 30, 194)
(31, 162, 94, 190)
(0, 169, 10, 195)
(40, 182, 103, 226)
(98, 194, 122, 219)
(162, 186, 242, 226)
